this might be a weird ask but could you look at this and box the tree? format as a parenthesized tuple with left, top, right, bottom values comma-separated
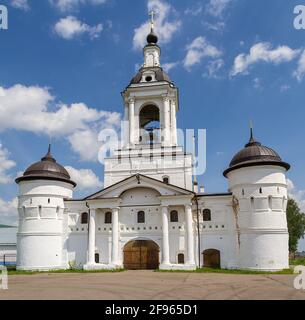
(287, 198, 305, 254)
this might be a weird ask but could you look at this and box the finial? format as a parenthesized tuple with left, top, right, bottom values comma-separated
(245, 121, 261, 147)
(249, 120, 254, 142)
(42, 143, 55, 162)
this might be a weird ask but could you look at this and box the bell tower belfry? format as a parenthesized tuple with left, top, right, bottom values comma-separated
(103, 12, 193, 190)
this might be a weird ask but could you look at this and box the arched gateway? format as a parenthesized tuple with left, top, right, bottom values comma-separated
(123, 240, 160, 270)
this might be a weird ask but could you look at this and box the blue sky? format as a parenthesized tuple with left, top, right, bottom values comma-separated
(0, 0, 305, 232)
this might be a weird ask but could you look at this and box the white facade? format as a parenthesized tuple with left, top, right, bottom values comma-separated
(15, 22, 290, 272)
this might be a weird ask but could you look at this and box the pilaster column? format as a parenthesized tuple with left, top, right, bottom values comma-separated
(129, 98, 135, 145)
(88, 209, 96, 264)
(124, 102, 129, 147)
(111, 207, 120, 265)
(161, 206, 170, 265)
(185, 204, 195, 265)
(171, 100, 178, 146)
(163, 96, 170, 146)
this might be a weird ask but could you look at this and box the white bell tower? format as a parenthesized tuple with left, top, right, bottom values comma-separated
(104, 12, 193, 190)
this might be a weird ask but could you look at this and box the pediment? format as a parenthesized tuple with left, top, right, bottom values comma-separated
(84, 174, 193, 200)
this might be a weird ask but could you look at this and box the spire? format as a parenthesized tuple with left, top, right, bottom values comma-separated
(147, 10, 158, 45)
(245, 121, 261, 147)
(41, 144, 56, 162)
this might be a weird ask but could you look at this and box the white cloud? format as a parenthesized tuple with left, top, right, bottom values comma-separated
(65, 166, 102, 191)
(133, 0, 181, 50)
(163, 62, 178, 73)
(293, 49, 305, 82)
(0, 197, 18, 226)
(54, 16, 103, 40)
(206, 0, 233, 17)
(50, 0, 106, 12)
(0, 143, 16, 184)
(11, 0, 30, 10)
(204, 21, 226, 32)
(0, 84, 121, 162)
(183, 36, 222, 70)
(204, 59, 224, 78)
(185, 4, 203, 16)
(287, 179, 305, 212)
(231, 42, 300, 76)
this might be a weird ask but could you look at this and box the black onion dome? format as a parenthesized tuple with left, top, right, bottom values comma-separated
(147, 28, 158, 45)
(130, 67, 172, 85)
(16, 145, 76, 187)
(223, 129, 290, 177)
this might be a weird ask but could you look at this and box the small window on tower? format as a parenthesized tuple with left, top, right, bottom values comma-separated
(145, 76, 152, 82)
(259, 187, 263, 194)
(163, 176, 169, 184)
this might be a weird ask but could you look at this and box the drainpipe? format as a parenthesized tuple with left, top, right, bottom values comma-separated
(194, 195, 201, 268)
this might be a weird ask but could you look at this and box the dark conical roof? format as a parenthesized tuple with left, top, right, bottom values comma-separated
(223, 129, 290, 177)
(15, 145, 76, 187)
(129, 66, 172, 85)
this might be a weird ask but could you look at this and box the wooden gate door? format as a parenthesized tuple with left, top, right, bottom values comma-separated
(203, 249, 221, 268)
(124, 240, 159, 270)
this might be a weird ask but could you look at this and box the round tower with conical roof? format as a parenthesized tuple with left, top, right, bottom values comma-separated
(15, 145, 76, 271)
(224, 129, 290, 271)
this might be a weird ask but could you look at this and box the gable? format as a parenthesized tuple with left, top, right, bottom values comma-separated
(85, 174, 193, 200)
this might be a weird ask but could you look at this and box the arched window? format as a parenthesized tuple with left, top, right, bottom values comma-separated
(105, 212, 112, 224)
(81, 212, 88, 224)
(137, 211, 145, 223)
(202, 209, 211, 221)
(163, 176, 169, 184)
(170, 210, 178, 222)
(178, 253, 185, 264)
(259, 187, 263, 194)
(139, 105, 160, 145)
(95, 253, 100, 264)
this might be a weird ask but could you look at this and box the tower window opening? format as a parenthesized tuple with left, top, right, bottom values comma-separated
(139, 105, 160, 145)
(48, 198, 50, 204)
(163, 176, 169, 184)
(268, 196, 272, 210)
(259, 187, 263, 194)
(145, 76, 152, 82)
(242, 189, 245, 196)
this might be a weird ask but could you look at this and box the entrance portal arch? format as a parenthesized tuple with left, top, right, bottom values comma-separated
(123, 240, 160, 270)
